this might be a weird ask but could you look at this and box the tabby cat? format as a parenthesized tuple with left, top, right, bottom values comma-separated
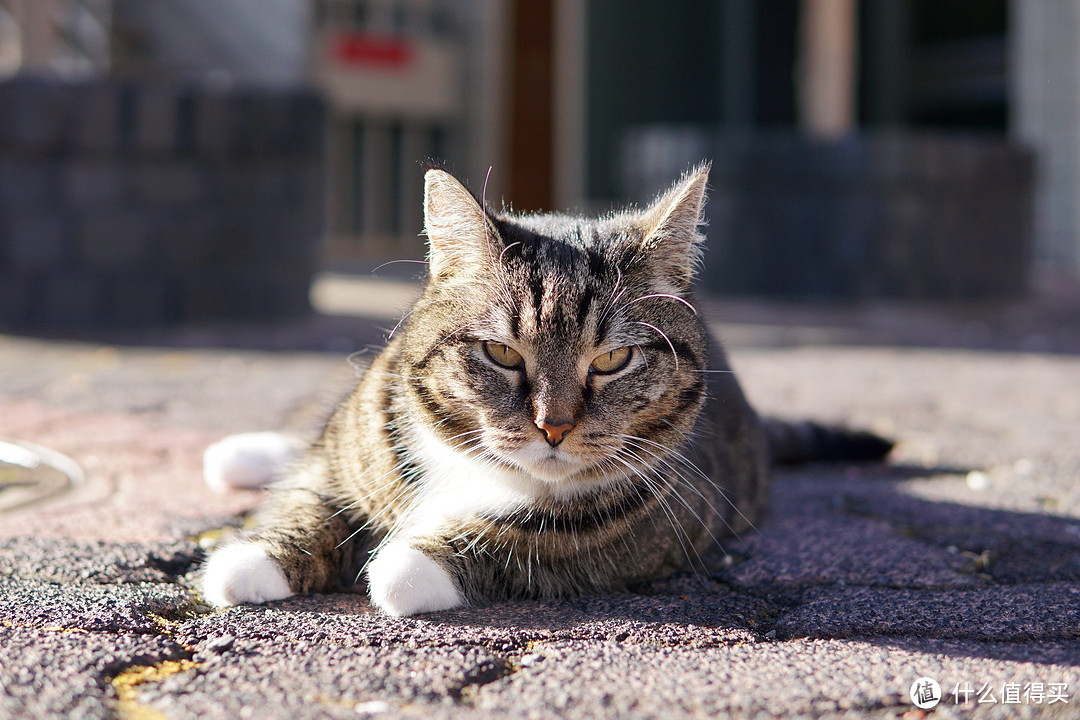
(201, 165, 890, 616)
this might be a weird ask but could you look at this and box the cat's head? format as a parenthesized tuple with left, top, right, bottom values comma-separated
(398, 166, 711, 494)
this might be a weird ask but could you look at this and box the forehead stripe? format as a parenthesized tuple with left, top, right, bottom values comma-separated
(529, 273, 544, 329)
(576, 286, 594, 329)
(587, 247, 606, 280)
(509, 302, 521, 339)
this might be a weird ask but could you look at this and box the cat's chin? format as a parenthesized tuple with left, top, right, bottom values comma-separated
(506, 442, 589, 486)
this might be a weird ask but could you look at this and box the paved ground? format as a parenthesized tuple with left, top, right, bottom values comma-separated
(2, 278, 1080, 719)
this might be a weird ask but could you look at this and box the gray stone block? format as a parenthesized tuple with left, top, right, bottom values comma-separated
(288, 93, 326, 155)
(68, 82, 122, 155)
(287, 159, 325, 209)
(77, 209, 150, 270)
(246, 163, 294, 204)
(262, 274, 313, 318)
(61, 162, 128, 207)
(235, 270, 313, 319)
(207, 161, 316, 206)
(132, 86, 178, 155)
(156, 207, 218, 271)
(221, 203, 321, 265)
(132, 161, 203, 206)
(0, 79, 72, 155)
(174, 267, 310, 322)
(2, 214, 70, 271)
(0, 158, 56, 210)
(233, 93, 292, 157)
(0, 274, 33, 329)
(178, 273, 246, 321)
(174, 89, 197, 157)
(43, 274, 101, 329)
(108, 276, 168, 327)
(194, 91, 233, 158)
(205, 163, 261, 204)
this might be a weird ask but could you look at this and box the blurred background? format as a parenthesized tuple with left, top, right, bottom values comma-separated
(0, 0, 1076, 339)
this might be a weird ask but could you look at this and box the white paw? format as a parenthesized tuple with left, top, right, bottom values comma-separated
(367, 542, 463, 616)
(202, 542, 293, 607)
(203, 432, 304, 493)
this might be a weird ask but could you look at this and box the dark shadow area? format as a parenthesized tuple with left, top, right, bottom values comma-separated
(355, 461, 1080, 666)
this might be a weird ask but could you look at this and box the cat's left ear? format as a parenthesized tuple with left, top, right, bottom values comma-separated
(635, 164, 710, 290)
(423, 169, 496, 282)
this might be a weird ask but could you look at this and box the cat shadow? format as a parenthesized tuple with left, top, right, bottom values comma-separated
(416, 462, 1080, 666)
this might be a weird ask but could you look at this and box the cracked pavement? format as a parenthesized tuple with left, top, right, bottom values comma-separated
(2, 294, 1080, 719)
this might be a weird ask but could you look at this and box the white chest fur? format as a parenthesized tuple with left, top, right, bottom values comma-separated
(394, 421, 542, 539)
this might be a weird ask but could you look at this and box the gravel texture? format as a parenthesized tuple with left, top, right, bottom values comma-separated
(2, 294, 1079, 719)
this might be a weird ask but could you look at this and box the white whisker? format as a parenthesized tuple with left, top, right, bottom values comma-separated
(632, 321, 680, 372)
(372, 258, 429, 273)
(629, 293, 698, 315)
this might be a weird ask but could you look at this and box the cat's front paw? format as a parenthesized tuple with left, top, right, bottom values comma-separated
(367, 542, 463, 616)
(201, 542, 293, 607)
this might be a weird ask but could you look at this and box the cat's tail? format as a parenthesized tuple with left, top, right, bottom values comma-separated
(762, 418, 893, 466)
(203, 432, 305, 493)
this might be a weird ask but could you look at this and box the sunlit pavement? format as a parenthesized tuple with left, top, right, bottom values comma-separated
(2, 278, 1080, 719)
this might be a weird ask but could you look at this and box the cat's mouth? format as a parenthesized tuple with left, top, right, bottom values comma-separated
(504, 442, 588, 484)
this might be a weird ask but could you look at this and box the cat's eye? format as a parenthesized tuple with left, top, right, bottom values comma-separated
(590, 346, 632, 374)
(482, 341, 525, 370)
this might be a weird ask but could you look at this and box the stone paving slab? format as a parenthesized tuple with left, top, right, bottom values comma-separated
(0, 537, 197, 585)
(1, 625, 188, 720)
(2, 300, 1080, 718)
(773, 585, 1080, 642)
(0, 575, 193, 635)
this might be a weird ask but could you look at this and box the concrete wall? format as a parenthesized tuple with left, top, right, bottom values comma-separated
(0, 77, 325, 330)
(624, 129, 1034, 300)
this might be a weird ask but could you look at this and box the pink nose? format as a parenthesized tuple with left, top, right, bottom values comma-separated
(536, 419, 575, 446)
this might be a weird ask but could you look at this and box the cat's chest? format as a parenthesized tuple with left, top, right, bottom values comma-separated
(397, 422, 543, 538)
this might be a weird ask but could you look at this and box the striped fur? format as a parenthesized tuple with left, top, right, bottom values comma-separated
(203, 166, 773, 614)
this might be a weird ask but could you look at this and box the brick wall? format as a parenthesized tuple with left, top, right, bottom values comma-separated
(0, 77, 325, 331)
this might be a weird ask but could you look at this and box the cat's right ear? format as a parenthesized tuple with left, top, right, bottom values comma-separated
(423, 169, 493, 281)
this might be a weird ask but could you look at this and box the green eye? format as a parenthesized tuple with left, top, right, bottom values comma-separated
(482, 341, 525, 370)
(590, 346, 632, 374)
